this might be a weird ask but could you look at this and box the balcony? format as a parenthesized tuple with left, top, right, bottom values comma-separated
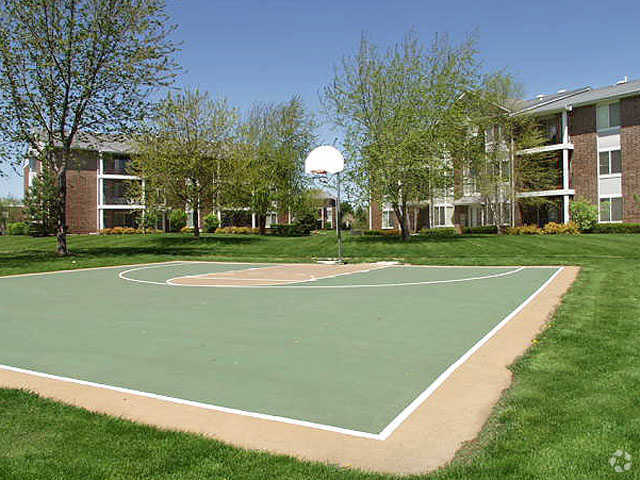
(102, 154, 132, 175)
(102, 179, 141, 206)
(517, 114, 573, 155)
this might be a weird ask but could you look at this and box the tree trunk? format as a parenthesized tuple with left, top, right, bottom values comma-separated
(258, 214, 266, 235)
(393, 203, 410, 241)
(55, 168, 68, 255)
(192, 203, 200, 238)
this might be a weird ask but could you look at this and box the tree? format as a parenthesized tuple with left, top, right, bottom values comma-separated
(452, 73, 567, 228)
(0, 194, 22, 233)
(322, 32, 481, 240)
(24, 154, 58, 235)
(231, 96, 315, 234)
(131, 89, 238, 238)
(0, 0, 179, 254)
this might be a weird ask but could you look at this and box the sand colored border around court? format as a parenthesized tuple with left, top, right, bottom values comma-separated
(0, 265, 579, 475)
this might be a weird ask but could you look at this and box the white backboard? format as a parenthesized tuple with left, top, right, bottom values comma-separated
(305, 145, 344, 175)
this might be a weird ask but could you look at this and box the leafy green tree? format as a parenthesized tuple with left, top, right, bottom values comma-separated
(323, 32, 480, 240)
(203, 213, 219, 233)
(0, 0, 179, 254)
(132, 89, 238, 238)
(570, 198, 598, 232)
(169, 209, 187, 232)
(0, 194, 22, 233)
(24, 156, 58, 235)
(449, 73, 559, 228)
(230, 97, 315, 234)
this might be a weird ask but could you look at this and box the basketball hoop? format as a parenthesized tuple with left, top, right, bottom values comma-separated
(305, 146, 344, 175)
(305, 145, 345, 263)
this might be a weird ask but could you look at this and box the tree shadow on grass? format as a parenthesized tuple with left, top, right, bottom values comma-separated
(154, 235, 260, 247)
(352, 234, 466, 244)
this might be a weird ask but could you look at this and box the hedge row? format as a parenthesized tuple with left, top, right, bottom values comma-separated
(507, 222, 580, 235)
(462, 225, 498, 234)
(101, 227, 163, 235)
(270, 223, 309, 236)
(590, 223, 640, 234)
(417, 227, 459, 238)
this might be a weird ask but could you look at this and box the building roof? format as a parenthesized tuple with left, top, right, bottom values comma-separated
(68, 132, 134, 154)
(512, 78, 640, 116)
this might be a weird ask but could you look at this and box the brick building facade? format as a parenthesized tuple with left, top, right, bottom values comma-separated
(370, 78, 640, 231)
(23, 133, 323, 234)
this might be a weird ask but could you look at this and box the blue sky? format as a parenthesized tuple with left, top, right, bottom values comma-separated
(2, 0, 639, 198)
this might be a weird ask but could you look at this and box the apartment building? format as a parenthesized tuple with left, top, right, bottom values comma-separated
(22, 133, 308, 233)
(23, 133, 143, 233)
(371, 77, 640, 230)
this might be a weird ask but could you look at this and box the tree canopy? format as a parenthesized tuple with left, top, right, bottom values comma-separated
(131, 89, 238, 237)
(322, 31, 481, 239)
(0, 0, 179, 253)
(229, 96, 315, 234)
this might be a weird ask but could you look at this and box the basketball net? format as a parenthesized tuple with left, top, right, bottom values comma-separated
(310, 170, 328, 175)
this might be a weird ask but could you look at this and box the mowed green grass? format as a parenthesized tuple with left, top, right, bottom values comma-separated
(1, 232, 639, 479)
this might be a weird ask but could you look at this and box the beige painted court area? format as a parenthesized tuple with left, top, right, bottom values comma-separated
(0, 262, 579, 474)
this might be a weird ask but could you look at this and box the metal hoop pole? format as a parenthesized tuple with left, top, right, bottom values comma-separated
(336, 172, 342, 262)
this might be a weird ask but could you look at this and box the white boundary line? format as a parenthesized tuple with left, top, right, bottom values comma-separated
(376, 266, 565, 440)
(0, 364, 382, 440)
(0, 261, 184, 280)
(0, 262, 564, 441)
(119, 262, 526, 289)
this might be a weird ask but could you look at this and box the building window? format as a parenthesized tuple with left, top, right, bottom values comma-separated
(599, 197, 623, 222)
(596, 102, 621, 130)
(599, 150, 622, 175)
(382, 208, 395, 229)
(433, 206, 452, 227)
(102, 210, 139, 229)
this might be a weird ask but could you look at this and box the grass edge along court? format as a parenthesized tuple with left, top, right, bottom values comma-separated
(0, 260, 578, 474)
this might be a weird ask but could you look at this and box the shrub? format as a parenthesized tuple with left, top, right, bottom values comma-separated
(101, 227, 161, 235)
(295, 213, 318, 234)
(169, 209, 187, 232)
(7, 222, 29, 235)
(363, 229, 400, 236)
(215, 226, 257, 234)
(418, 227, 458, 238)
(591, 223, 640, 234)
(203, 213, 219, 233)
(462, 225, 498, 234)
(507, 224, 543, 235)
(542, 221, 580, 235)
(570, 199, 598, 232)
(271, 223, 305, 236)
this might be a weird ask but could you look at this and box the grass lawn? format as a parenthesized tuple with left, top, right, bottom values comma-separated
(1, 232, 639, 479)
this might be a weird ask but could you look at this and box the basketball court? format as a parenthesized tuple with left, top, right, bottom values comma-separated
(0, 261, 578, 473)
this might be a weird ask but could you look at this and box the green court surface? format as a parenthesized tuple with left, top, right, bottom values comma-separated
(0, 262, 560, 436)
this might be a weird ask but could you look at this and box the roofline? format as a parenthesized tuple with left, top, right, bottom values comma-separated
(510, 87, 591, 116)
(511, 84, 640, 117)
(566, 88, 640, 110)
